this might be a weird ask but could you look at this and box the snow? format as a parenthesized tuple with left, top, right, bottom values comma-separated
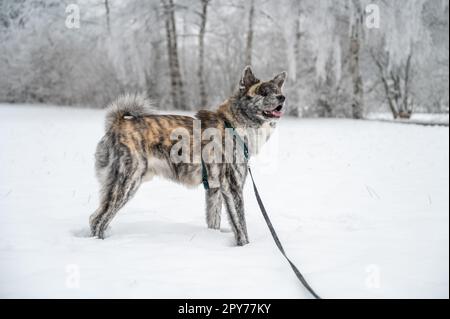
(0, 104, 448, 299)
(367, 112, 449, 126)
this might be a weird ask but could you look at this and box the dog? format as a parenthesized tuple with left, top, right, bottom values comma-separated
(89, 66, 287, 246)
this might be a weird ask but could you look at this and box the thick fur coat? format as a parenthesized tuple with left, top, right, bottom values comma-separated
(90, 67, 287, 246)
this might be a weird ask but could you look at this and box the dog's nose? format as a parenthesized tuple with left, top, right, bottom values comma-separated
(277, 95, 286, 103)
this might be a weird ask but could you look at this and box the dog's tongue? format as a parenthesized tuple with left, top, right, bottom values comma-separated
(269, 110, 283, 118)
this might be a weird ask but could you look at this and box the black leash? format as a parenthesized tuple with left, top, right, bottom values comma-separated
(248, 167, 321, 299)
(202, 121, 321, 299)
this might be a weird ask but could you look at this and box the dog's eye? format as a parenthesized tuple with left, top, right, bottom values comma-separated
(258, 88, 268, 97)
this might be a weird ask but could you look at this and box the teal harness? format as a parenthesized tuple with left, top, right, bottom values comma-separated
(201, 121, 248, 190)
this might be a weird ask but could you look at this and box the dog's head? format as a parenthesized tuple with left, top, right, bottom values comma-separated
(234, 66, 287, 125)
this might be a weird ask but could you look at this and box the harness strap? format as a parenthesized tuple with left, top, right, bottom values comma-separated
(201, 120, 248, 190)
(224, 120, 249, 160)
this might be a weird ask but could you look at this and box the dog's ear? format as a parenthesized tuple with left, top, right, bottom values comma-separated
(239, 66, 259, 93)
(272, 71, 287, 89)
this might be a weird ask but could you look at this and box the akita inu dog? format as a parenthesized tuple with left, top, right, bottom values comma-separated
(89, 66, 287, 246)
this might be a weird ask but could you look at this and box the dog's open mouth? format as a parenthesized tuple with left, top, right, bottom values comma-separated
(263, 105, 284, 118)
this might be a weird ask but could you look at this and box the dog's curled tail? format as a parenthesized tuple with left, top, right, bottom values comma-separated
(104, 93, 154, 131)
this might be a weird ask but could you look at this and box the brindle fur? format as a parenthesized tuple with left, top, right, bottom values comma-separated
(90, 67, 287, 246)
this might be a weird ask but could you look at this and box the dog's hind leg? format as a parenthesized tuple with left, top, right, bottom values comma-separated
(90, 145, 146, 239)
(205, 188, 222, 230)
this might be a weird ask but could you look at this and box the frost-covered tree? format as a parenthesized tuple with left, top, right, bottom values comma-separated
(0, 0, 447, 116)
(366, 0, 448, 118)
(0, 0, 122, 107)
(197, 0, 210, 108)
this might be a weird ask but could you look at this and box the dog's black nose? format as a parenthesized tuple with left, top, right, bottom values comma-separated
(277, 95, 286, 103)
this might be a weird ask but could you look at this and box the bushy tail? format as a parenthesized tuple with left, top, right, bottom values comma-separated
(104, 93, 154, 131)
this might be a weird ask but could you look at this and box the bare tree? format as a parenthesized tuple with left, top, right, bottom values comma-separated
(245, 0, 255, 66)
(293, 1, 303, 82)
(289, 0, 304, 116)
(349, 0, 364, 119)
(0, 0, 446, 115)
(145, 2, 164, 102)
(372, 50, 415, 119)
(161, 0, 187, 110)
(315, 57, 350, 118)
(104, 0, 111, 35)
(198, 0, 210, 108)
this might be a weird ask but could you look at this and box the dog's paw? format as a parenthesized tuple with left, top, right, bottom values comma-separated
(92, 227, 112, 240)
(207, 224, 221, 231)
(236, 237, 250, 247)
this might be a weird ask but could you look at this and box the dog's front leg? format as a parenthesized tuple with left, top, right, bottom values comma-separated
(221, 184, 249, 246)
(205, 188, 222, 230)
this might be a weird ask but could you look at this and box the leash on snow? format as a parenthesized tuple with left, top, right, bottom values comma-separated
(247, 167, 321, 299)
(202, 121, 321, 299)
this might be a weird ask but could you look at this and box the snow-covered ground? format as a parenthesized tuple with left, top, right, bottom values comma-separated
(367, 112, 449, 126)
(0, 104, 448, 299)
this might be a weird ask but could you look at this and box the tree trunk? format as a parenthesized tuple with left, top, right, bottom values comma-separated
(162, 0, 187, 110)
(104, 0, 111, 35)
(293, 2, 302, 82)
(245, 0, 255, 66)
(198, 0, 210, 108)
(147, 40, 163, 101)
(292, 1, 302, 116)
(146, 3, 162, 101)
(349, 0, 364, 119)
(402, 51, 413, 116)
(373, 54, 398, 119)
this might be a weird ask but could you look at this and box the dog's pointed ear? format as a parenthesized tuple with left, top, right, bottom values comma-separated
(272, 71, 287, 89)
(239, 66, 259, 92)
